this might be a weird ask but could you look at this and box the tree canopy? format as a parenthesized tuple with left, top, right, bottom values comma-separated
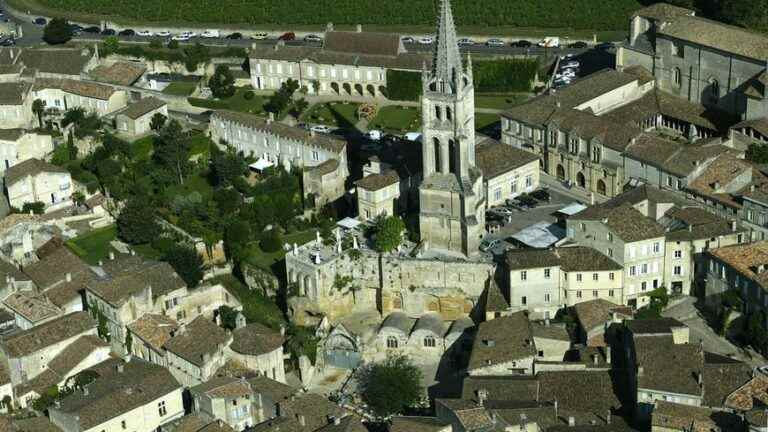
(154, 120, 191, 184)
(374, 216, 405, 253)
(165, 244, 204, 288)
(358, 354, 423, 418)
(43, 17, 72, 44)
(117, 198, 160, 244)
(209, 65, 236, 99)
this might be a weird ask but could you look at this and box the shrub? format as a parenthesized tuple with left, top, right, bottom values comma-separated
(260, 228, 283, 253)
(385, 70, 421, 101)
(243, 90, 255, 100)
(473, 59, 539, 92)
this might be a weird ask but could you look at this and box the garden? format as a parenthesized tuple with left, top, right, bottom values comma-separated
(188, 87, 268, 115)
(301, 102, 360, 129)
(368, 106, 421, 133)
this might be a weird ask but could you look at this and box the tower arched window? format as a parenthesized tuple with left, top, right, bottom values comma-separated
(673, 68, 682, 87)
(446, 106, 452, 121)
(386, 336, 398, 349)
(424, 335, 436, 347)
(433, 137, 442, 173)
(448, 139, 457, 175)
(435, 105, 442, 121)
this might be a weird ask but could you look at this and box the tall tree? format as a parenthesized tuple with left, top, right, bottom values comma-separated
(32, 99, 46, 128)
(165, 244, 204, 288)
(358, 354, 423, 418)
(43, 17, 72, 45)
(154, 120, 191, 184)
(208, 65, 235, 98)
(150, 112, 167, 131)
(374, 216, 405, 253)
(117, 198, 160, 244)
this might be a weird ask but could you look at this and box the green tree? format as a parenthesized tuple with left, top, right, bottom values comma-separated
(94, 307, 110, 341)
(210, 146, 246, 186)
(224, 219, 251, 262)
(260, 228, 283, 253)
(218, 305, 239, 330)
(103, 36, 120, 55)
(117, 198, 160, 244)
(165, 244, 204, 288)
(184, 43, 211, 72)
(747, 143, 768, 164)
(167, 39, 179, 49)
(358, 354, 423, 418)
(21, 201, 46, 215)
(154, 120, 191, 184)
(43, 17, 72, 44)
(374, 216, 405, 253)
(291, 97, 309, 118)
(747, 311, 768, 354)
(31, 385, 60, 412)
(124, 329, 133, 353)
(208, 65, 236, 99)
(150, 112, 167, 131)
(265, 79, 300, 115)
(1, 394, 11, 411)
(32, 99, 46, 128)
(149, 38, 163, 49)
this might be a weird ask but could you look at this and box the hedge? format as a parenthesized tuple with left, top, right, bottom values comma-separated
(385, 70, 422, 101)
(473, 59, 539, 93)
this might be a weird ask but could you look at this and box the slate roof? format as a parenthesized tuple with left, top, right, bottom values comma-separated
(34, 78, 116, 100)
(572, 299, 632, 333)
(118, 96, 166, 120)
(380, 311, 415, 335)
(505, 247, 622, 272)
(17, 48, 91, 76)
(127, 313, 178, 352)
(709, 241, 768, 289)
(468, 312, 535, 371)
(633, 3, 694, 20)
(324, 31, 401, 56)
(5, 157, 69, 186)
(0, 311, 95, 358)
(53, 358, 182, 431)
(659, 15, 768, 61)
(572, 203, 666, 242)
(89, 61, 146, 86)
(2, 291, 60, 324)
(389, 416, 450, 432)
(538, 370, 621, 414)
(213, 110, 346, 154)
(230, 322, 284, 356)
(475, 138, 539, 179)
(163, 316, 231, 367)
(634, 336, 703, 396)
(461, 375, 539, 402)
(88, 261, 186, 306)
(626, 317, 686, 335)
(355, 170, 399, 191)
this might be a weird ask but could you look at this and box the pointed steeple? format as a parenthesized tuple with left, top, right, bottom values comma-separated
(432, 0, 462, 89)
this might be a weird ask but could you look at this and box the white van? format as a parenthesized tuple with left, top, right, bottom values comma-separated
(404, 132, 422, 142)
(366, 130, 383, 141)
(538, 36, 560, 48)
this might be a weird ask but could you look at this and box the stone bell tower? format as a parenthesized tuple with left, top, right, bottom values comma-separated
(418, 0, 484, 257)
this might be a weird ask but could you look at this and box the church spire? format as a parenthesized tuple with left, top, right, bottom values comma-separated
(432, 0, 462, 88)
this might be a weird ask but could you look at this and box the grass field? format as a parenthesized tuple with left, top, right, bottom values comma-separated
(302, 102, 360, 129)
(244, 229, 317, 272)
(162, 81, 198, 96)
(208, 274, 286, 329)
(188, 88, 267, 115)
(368, 106, 421, 133)
(65, 225, 118, 265)
(475, 112, 500, 131)
(131, 135, 154, 160)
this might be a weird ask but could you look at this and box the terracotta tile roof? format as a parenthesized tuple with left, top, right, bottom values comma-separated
(9, 417, 63, 432)
(48, 334, 108, 375)
(634, 336, 703, 396)
(572, 203, 665, 242)
(659, 15, 768, 61)
(89, 61, 146, 86)
(324, 31, 401, 57)
(389, 416, 451, 432)
(461, 375, 538, 402)
(573, 299, 632, 333)
(24, 242, 90, 290)
(213, 110, 346, 154)
(2, 291, 61, 324)
(315, 414, 367, 432)
(538, 370, 621, 414)
(652, 400, 741, 431)
(468, 312, 535, 371)
(633, 3, 694, 20)
(229, 322, 284, 356)
(88, 261, 186, 306)
(249, 44, 429, 71)
(733, 117, 768, 137)
(163, 316, 231, 367)
(127, 313, 178, 352)
(0, 128, 25, 141)
(307, 158, 340, 175)
(664, 207, 745, 242)
(118, 96, 166, 120)
(724, 374, 768, 411)
(505, 246, 622, 272)
(43, 270, 95, 308)
(247, 374, 297, 402)
(18, 48, 91, 76)
(702, 361, 752, 408)
(355, 170, 399, 191)
(277, 393, 346, 431)
(190, 375, 252, 399)
(709, 241, 768, 289)
(163, 414, 232, 432)
(475, 137, 539, 179)
(481, 278, 509, 314)
(53, 358, 182, 431)
(0, 311, 95, 358)
(5, 157, 69, 186)
(34, 78, 116, 100)
(687, 153, 759, 208)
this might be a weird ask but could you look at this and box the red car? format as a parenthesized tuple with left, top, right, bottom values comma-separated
(278, 32, 295, 41)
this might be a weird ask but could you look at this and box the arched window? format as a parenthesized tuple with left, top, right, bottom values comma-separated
(673, 68, 682, 87)
(708, 78, 720, 103)
(433, 137, 441, 173)
(386, 336, 398, 348)
(448, 139, 457, 175)
(446, 106, 452, 121)
(435, 105, 442, 121)
(424, 335, 436, 347)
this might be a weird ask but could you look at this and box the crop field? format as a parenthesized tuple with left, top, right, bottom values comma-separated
(8, 0, 643, 31)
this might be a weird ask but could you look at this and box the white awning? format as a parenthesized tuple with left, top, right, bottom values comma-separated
(510, 222, 565, 249)
(557, 203, 587, 216)
(337, 217, 362, 230)
(249, 158, 274, 171)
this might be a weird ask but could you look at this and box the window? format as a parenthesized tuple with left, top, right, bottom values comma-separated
(653, 242, 660, 253)
(609, 289, 615, 297)
(672, 42, 684, 58)
(538, 350, 544, 357)
(576, 291, 583, 299)
(667, 176, 673, 187)
(544, 293, 551, 303)
(641, 281, 647, 291)
(576, 273, 582, 282)
(311, 150, 319, 161)
(642, 264, 648, 274)
(593, 273, 599, 281)
(674, 250, 682, 259)
(653, 279, 659, 289)
(629, 246, 636, 258)
(591, 145, 601, 163)
(607, 248, 613, 257)
(386, 336, 398, 348)
(158, 401, 167, 417)
(511, 181, 518, 194)
(521, 271, 527, 281)
(593, 290, 598, 298)
(424, 336, 436, 347)
(494, 187, 502, 201)
(609, 272, 615, 281)
(580, 223, 586, 232)
(607, 233, 613, 242)
(525, 175, 533, 188)
(630, 266, 636, 276)
(544, 268, 551, 279)
(121, 420, 127, 429)
(521, 296, 527, 305)
(673, 67, 682, 86)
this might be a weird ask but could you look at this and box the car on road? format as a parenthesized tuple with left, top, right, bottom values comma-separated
(155, 30, 171, 37)
(510, 40, 532, 48)
(185, 31, 198, 38)
(479, 238, 501, 252)
(201, 30, 220, 38)
(171, 33, 191, 41)
(0, 38, 15, 46)
(304, 34, 322, 43)
(515, 194, 538, 208)
(457, 38, 474, 46)
(278, 32, 295, 41)
(556, 70, 576, 79)
(136, 30, 153, 37)
(404, 132, 422, 142)
(33, 17, 47, 26)
(101, 28, 116, 35)
(118, 29, 135, 36)
(418, 36, 434, 45)
(84, 26, 100, 34)
(568, 41, 588, 49)
(401, 36, 415, 44)
(250, 32, 268, 40)
(69, 24, 83, 35)
(485, 38, 505, 47)
(530, 189, 551, 202)
(310, 125, 331, 134)
(561, 60, 580, 69)
(226, 32, 243, 39)
(538, 36, 560, 48)
(489, 206, 515, 218)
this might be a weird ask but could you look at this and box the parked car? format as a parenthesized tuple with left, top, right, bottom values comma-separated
(155, 30, 171, 37)
(118, 29, 135, 36)
(511, 40, 532, 48)
(366, 129, 383, 141)
(401, 36, 415, 44)
(503, 198, 522, 210)
(418, 36, 434, 45)
(171, 34, 191, 41)
(84, 26, 101, 33)
(538, 36, 560, 48)
(556, 70, 576, 79)
(404, 132, 422, 142)
(595, 42, 614, 50)
(136, 30, 153, 37)
(479, 238, 501, 252)
(457, 37, 474, 46)
(200, 30, 220, 38)
(101, 28, 116, 36)
(33, 17, 46, 26)
(304, 34, 322, 43)
(226, 32, 243, 39)
(250, 32, 268, 40)
(185, 31, 198, 38)
(310, 125, 331, 134)
(485, 38, 505, 47)
(561, 60, 580, 69)
(530, 189, 551, 202)
(0, 38, 15, 46)
(568, 41, 588, 49)
(278, 32, 295, 41)
(489, 206, 515, 217)
(515, 194, 538, 208)
(69, 24, 83, 35)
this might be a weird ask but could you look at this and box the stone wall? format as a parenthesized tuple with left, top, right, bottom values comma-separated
(242, 263, 280, 297)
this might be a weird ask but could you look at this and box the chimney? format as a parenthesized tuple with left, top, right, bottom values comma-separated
(751, 184, 757, 192)
(109, 251, 115, 260)
(606, 346, 612, 364)
(568, 416, 575, 427)
(83, 386, 90, 396)
(117, 363, 124, 373)
(297, 414, 306, 427)
(356, 24, 362, 32)
(215, 314, 222, 326)
(554, 400, 558, 420)
(98, 260, 103, 266)
(267, 112, 275, 124)
(65, 272, 72, 282)
(688, 224, 693, 232)
(638, 366, 644, 376)
(477, 389, 488, 406)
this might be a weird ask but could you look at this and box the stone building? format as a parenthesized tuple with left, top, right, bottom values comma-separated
(114, 96, 168, 138)
(704, 241, 768, 315)
(474, 136, 539, 208)
(227, 322, 286, 383)
(375, 312, 449, 362)
(163, 316, 232, 387)
(127, 313, 178, 367)
(32, 78, 128, 117)
(209, 110, 349, 206)
(0, 82, 33, 128)
(4, 158, 72, 212)
(0, 129, 54, 175)
(467, 312, 535, 376)
(355, 159, 401, 221)
(249, 29, 428, 97)
(572, 298, 633, 347)
(190, 377, 256, 431)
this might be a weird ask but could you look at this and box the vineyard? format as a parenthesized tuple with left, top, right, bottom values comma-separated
(8, 0, 644, 31)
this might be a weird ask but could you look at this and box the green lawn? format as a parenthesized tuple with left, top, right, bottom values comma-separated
(475, 93, 531, 110)
(244, 229, 317, 272)
(164, 173, 215, 201)
(475, 112, 500, 131)
(188, 88, 267, 115)
(162, 81, 198, 96)
(368, 105, 422, 133)
(65, 225, 118, 265)
(209, 274, 286, 329)
(302, 102, 360, 129)
(131, 135, 155, 160)
(190, 132, 213, 158)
